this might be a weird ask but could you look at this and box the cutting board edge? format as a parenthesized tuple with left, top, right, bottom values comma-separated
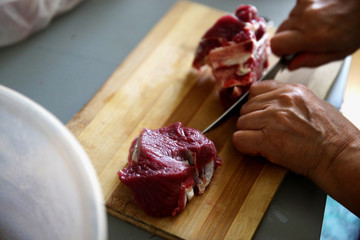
(246, 167, 288, 238)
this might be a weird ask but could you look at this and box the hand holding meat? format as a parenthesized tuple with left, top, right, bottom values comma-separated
(271, 0, 360, 70)
(232, 80, 360, 216)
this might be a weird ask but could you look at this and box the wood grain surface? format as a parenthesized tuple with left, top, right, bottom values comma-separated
(66, 1, 343, 239)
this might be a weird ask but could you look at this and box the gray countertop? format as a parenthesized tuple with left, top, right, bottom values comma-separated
(0, 0, 350, 239)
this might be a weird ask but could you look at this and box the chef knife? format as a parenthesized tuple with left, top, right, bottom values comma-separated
(202, 55, 295, 134)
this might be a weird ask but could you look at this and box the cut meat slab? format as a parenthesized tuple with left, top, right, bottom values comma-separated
(118, 122, 221, 217)
(193, 5, 270, 108)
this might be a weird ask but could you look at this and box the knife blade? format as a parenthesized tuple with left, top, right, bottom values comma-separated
(202, 55, 295, 134)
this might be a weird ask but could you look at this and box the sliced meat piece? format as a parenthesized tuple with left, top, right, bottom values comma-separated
(193, 4, 270, 108)
(118, 122, 221, 217)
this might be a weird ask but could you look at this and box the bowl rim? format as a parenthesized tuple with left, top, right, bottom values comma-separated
(0, 84, 107, 240)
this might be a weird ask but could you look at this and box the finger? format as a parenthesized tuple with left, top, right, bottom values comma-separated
(232, 130, 264, 156)
(276, 17, 297, 33)
(289, 0, 312, 18)
(236, 110, 268, 130)
(240, 100, 267, 116)
(296, 0, 312, 4)
(249, 80, 287, 98)
(270, 30, 307, 56)
(240, 91, 281, 116)
(276, 3, 306, 33)
(288, 52, 351, 70)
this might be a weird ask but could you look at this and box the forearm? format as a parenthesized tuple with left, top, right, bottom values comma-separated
(311, 130, 360, 217)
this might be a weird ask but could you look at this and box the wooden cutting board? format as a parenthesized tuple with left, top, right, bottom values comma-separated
(67, 1, 343, 239)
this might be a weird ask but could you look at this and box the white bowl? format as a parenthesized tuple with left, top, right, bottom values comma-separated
(0, 85, 107, 240)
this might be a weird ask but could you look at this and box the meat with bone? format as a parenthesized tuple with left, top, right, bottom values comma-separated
(118, 122, 221, 217)
(193, 5, 270, 108)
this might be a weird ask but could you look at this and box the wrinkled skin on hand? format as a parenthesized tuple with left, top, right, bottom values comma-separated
(271, 0, 360, 70)
(233, 80, 353, 176)
(232, 81, 360, 216)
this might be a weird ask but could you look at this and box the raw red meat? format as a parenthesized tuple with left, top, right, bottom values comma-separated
(118, 122, 221, 217)
(193, 5, 270, 108)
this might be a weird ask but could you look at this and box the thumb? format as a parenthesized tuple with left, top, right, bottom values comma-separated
(232, 130, 264, 156)
(271, 30, 306, 56)
(288, 52, 350, 70)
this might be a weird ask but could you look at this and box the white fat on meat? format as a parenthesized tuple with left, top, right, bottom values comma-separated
(194, 160, 215, 194)
(131, 138, 140, 163)
(186, 150, 215, 194)
(209, 22, 269, 78)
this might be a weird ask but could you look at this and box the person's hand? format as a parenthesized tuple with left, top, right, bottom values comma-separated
(232, 80, 358, 178)
(271, 0, 360, 70)
(232, 80, 360, 216)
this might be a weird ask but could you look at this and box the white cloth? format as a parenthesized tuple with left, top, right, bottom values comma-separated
(0, 0, 83, 47)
